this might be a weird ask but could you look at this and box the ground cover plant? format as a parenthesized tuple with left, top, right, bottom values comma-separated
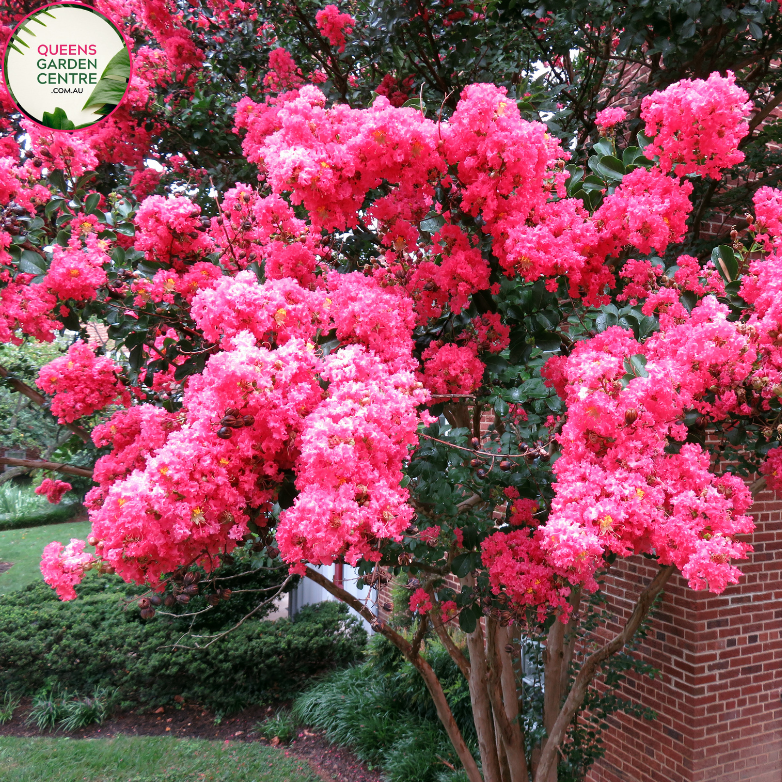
(0, 735, 321, 782)
(2, 1, 782, 781)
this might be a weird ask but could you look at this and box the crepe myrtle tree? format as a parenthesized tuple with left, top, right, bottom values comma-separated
(2, 1, 782, 781)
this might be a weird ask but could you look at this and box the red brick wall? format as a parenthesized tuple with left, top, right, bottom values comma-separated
(588, 489, 782, 782)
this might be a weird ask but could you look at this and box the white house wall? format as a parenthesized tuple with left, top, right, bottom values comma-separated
(289, 563, 377, 633)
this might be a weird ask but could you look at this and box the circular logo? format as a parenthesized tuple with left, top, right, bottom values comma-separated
(2, 2, 131, 131)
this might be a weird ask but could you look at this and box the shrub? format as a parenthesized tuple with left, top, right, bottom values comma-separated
(255, 709, 297, 744)
(0, 575, 367, 714)
(27, 688, 66, 731)
(58, 687, 115, 731)
(293, 635, 474, 782)
(0, 691, 19, 724)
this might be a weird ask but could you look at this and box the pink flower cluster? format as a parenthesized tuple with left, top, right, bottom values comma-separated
(595, 107, 626, 132)
(37, 342, 131, 423)
(35, 478, 72, 504)
(264, 49, 304, 93)
(409, 587, 433, 615)
(277, 344, 428, 572)
(315, 5, 355, 52)
(421, 342, 485, 397)
(135, 195, 213, 266)
(44, 229, 110, 302)
(40, 539, 95, 601)
(536, 309, 757, 600)
(641, 72, 751, 178)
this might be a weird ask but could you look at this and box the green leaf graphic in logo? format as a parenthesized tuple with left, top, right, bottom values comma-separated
(6, 9, 53, 54)
(42, 107, 75, 130)
(83, 47, 130, 113)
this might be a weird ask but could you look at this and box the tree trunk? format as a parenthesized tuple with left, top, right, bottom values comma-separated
(465, 619, 504, 782)
(533, 565, 675, 782)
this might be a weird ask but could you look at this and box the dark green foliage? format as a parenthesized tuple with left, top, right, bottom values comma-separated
(0, 576, 367, 714)
(293, 635, 475, 782)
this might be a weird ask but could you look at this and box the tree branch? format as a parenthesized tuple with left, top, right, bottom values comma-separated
(304, 566, 484, 782)
(0, 366, 90, 443)
(0, 457, 93, 478)
(533, 565, 675, 782)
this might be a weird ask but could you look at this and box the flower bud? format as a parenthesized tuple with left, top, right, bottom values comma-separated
(217, 427, 233, 439)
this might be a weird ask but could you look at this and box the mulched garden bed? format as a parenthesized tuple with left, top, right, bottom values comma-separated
(0, 700, 384, 782)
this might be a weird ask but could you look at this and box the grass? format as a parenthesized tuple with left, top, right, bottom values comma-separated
(0, 735, 322, 781)
(0, 520, 91, 594)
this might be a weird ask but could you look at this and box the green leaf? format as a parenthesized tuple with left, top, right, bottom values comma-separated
(458, 606, 477, 634)
(592, 155, 625, 181)
(45, 198, 66, 218)
(48, 169, 67, 194)
(84, 193, 101, 214)
(41, 107, 74, 130)
(623, 354, 648, 378)
(451, 553, 474, 579)
(18, 250, 48, 275)
(711, 245, 738, 284)
(637, 132, 653, 150)
(83, 46, 130, 111)
(420, 214, 445, 234)
(593, 139, 613, 157)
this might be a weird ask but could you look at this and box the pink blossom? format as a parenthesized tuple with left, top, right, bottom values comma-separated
(40, 539, 94, 601)
(35, 478, 72, 504)
(316, 5, 355, 53)
(409, 587, 432, 614)
(640, 72, 751, 178)
(595, 107, 626, 131)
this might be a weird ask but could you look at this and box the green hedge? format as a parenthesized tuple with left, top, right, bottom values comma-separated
(0, 575, 367, 714)
(0, 503, 83, 532)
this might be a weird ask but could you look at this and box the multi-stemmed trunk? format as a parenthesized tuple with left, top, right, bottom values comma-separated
(305, 562, 675, 782)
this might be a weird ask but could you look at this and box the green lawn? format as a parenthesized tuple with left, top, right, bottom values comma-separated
(0, 736, 322, 781)
(0, 521, 91, 595)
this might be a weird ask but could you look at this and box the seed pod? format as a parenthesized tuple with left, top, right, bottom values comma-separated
(229, 418, 245, 428)
(217, 427, 233, 439)
(183, 584, 199, 596)
(243, 415, 255, 427)
(225, 407, 239, 417)
(221, 588, 232, 601)
(183, 571, 199, 585)
(164, 595, 176, 608)
(188, 231, 199, 239)
(624, 408, 638, 425)
(33, 158, 43, 167)
(138, 597, 151, 610)
(175, 593, 190, 604)
(207, 594, 220, 606)
(266, 546, 278, 559)
(476, 468, 488, 479)
(220, 416, 238, 427)
(499, 460, 512, 471)
(470, 437, 480, 449)
(470, 458, 481, 468)
(149, 594, 162, 606)
(140, 607, 156, 620)
(383, 603, 393, 612)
